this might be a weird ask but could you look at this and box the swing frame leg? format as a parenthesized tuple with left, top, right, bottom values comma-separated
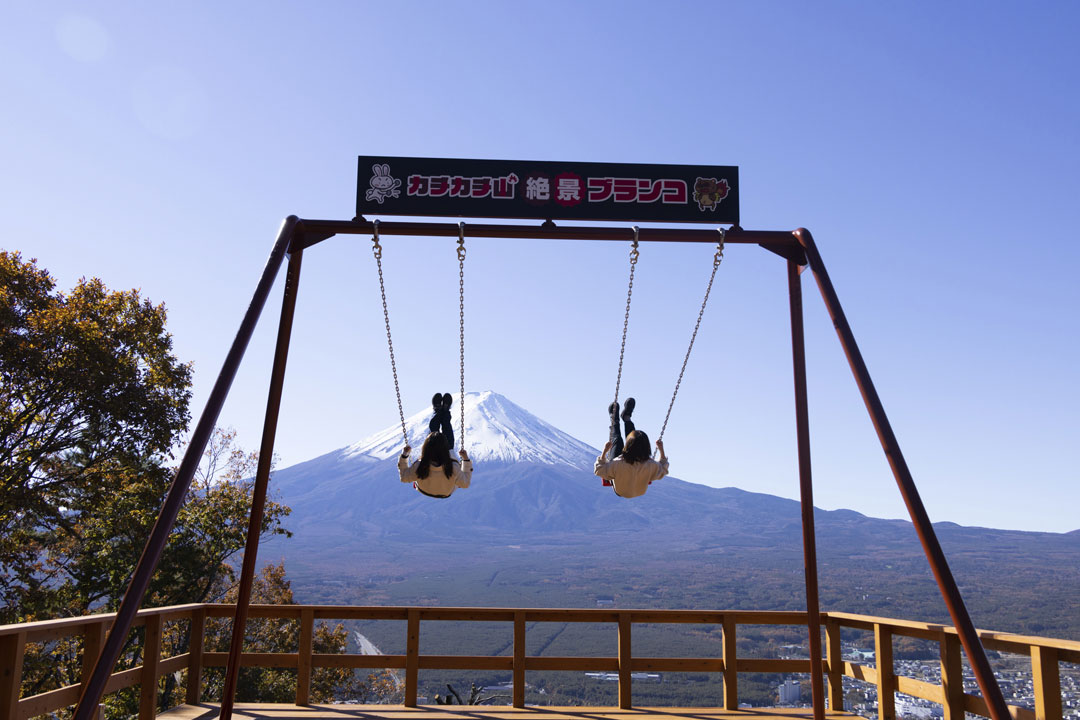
(72, 217, 300, 720)
(788, 258, 825, 720)
(795, 228, 1011, 720)
(220, 247, 304, 720)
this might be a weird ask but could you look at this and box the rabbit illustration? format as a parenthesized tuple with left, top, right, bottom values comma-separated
(365, 163, 402, 204)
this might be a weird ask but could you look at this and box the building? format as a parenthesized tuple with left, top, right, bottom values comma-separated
(778, 679, 801, 705)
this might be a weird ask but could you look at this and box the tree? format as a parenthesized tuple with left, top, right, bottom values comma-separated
(0, 250, 192, 618)
(0, 253, 299, 716)
(1, 252, 384, 715)
(14, 425, 296, 713)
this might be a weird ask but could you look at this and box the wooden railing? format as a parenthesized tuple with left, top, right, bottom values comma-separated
(825, 612, 1079, 720)
(2, 605, 1077, 719)
(0, 604, 205, 720)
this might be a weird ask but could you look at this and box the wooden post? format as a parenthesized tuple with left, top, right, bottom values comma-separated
(825, 617, 844, 711)
(139, 615, 162, 720)
(1, 630, 26, 720)
(81, 621, 107, 692)
(405, 609, 419, 707)
(296, 609, 314, 706)
(513, 611, 526, 708)
(939, 634, 964, 720)
(1032, 646, 1062, 720)
(722, 615, 738, 710)
(186, 608, 205, 705)
(79, 621, 107, 719)
(874, 623, 895, 720)
(618, 613, 632, 709)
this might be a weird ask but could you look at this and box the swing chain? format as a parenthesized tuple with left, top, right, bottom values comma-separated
(613, 227, 640, 408)
(457, 222, 466, 451)
(658, 227, 726, 444)
(371, 220, 409, 446)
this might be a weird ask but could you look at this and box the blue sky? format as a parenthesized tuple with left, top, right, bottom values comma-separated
(3, 2, 1078, 532)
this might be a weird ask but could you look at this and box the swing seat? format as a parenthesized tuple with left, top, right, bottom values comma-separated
(414, 482, 451, 499)
(600, 478, 654, 488)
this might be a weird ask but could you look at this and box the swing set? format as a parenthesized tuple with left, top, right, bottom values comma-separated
(72, 156, 1013, 720)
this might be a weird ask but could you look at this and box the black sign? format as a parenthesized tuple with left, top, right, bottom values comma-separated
(357, 156, 739, 225)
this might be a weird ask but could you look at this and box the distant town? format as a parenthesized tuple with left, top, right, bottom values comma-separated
(749, 643, 1080, 719)
(567, 637, 1080, 717)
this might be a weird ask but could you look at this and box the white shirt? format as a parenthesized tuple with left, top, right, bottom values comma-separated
(399, 454, 472, 498)
(593, 455, 669, 499)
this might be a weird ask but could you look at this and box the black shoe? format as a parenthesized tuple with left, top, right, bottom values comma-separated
(443, 392, 454, 409)
(621, 397, 636, 422)
(608, 401, 619, 419)
(432, 393, 443, 411)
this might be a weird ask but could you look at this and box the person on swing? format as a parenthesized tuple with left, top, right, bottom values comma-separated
(594, 398, 669, 498)
(399, 393, 472, 498)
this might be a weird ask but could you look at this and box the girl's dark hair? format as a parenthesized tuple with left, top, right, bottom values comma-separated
(621, 430, 651, 465)
(417, 432, 454, 479)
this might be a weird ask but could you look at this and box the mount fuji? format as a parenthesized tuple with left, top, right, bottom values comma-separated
(269, 390, 727, 542)
(339, 390, 596, 470)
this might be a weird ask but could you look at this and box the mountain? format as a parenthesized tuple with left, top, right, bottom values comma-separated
(270, 391, 833, 543)
(339, 390, 595, 469)
(263, 392, 1080, 638)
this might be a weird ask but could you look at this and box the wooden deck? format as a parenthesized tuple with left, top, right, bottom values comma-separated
(159, 705, 850, 720)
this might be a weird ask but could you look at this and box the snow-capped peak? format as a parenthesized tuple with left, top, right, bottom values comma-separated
(343, 391, 598, 470)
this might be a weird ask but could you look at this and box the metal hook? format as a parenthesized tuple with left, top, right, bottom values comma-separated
(630, 226, 640, 263)
(371, 219, 382, 258)
(714, 227, 726, 267)
(457, 221, 466, 261)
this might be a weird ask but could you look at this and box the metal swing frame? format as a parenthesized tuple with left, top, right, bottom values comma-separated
(72, 216, 1013, 720)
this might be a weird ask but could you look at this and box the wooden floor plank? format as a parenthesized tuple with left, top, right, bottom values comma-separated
(158, 704, 852, 720)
